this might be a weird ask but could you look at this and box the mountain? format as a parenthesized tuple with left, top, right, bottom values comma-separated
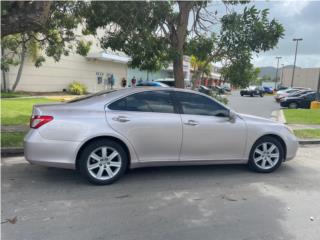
(258, 65, 301, 79)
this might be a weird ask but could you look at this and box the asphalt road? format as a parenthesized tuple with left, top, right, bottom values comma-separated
(228, 91, 280, 118)
(2, 145, 320, 240)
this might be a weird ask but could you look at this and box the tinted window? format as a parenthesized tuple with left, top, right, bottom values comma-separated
(176, 92, 227, 116)
(109, 91, 175, 113)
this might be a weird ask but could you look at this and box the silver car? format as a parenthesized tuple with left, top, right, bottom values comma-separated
(25, 88, 298, 184)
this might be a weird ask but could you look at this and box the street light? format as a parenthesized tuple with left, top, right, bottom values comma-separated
(280, 64, 284, 86)
(275, 56, 282, 89)
(291, 38, 303, 87)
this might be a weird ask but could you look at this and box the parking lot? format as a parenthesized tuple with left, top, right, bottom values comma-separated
(2, 92, 320, 240)
(228, 91, 280, 118)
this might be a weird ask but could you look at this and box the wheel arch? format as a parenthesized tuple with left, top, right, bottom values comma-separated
(75, 136, 131, 170)
(252, 134, 287, 160)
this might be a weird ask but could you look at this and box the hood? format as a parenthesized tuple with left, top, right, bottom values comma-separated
(238, 113, 276, 124)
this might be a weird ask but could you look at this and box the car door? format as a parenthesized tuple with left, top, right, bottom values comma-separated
(301, 93, 316, 108)
(106, 90, 182, 162)
(175, 91, 247, 161)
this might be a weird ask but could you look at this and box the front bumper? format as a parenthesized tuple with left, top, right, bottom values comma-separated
(284, 133, 299, 161)
(24, 130, 80, 169)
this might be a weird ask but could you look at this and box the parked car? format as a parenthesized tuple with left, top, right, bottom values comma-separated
(25, 88, 298, 185)
(287, 89, 314, 98)
(240, 86, 264, 97)
(280, 92, 316, 109)
(197, 85, 211, 95)
(136, 81, 169, 87)
(275, 88, 302, 102)
(263, 86, 274, 94)
(209, 85, 225, 94)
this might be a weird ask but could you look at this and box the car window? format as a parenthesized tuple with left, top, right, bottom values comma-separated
(175, 91, 228, 117)
(109, 91, 175, 113)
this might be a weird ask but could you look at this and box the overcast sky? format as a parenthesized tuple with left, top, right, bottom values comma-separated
(210, 0, 320, 68)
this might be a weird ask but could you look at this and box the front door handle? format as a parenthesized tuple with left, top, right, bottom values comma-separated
(112, 116, 130, 123)
(184, 120, 199, 126)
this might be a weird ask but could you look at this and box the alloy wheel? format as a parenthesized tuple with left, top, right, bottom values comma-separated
(87, 146, 122, 180)
(253, 142, 280, 170)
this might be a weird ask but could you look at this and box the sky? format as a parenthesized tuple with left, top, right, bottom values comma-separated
(210, 0, 320, 68)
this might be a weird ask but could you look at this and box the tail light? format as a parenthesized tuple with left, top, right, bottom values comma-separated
(30, 115, 53, 129)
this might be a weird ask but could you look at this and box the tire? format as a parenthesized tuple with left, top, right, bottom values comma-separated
(240, 93, 243, 96)
(250, 93, 254, 97)
(288, 102, 298, 109)
(248, 136, 284, 173)
(260, 92, 264, 97)
(78, 139, 128, 185)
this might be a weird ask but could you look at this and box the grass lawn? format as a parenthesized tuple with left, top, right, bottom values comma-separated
(1, 132, 26, 147)
(1, 98, 57, 125)
(293, 129, 320, 139)
(283, 109, 320, 125)
(1, 92, 29, 98)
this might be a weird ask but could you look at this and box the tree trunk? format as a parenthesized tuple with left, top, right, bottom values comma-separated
(173, 54, 184, 88)
(171, 2, 193, 88)
(11, 44, 26, 92)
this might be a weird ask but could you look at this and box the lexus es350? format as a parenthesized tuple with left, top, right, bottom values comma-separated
(25, 88, 298, 184)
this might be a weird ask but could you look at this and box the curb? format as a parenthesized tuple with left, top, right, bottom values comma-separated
(298, 139, 320, 145)
(1, 148, 24, 156)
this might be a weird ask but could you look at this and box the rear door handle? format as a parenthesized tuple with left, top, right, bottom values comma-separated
(184, 120, 199, 126)
(112, 116, 130, 123)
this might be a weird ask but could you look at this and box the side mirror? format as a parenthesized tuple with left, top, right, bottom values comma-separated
(228, 110, 237, 122)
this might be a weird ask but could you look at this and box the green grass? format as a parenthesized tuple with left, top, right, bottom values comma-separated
(1, 92, 29, 98)
(1, 132, 26, 147)
(1, 98, 57, 125)
(283, 109, 320, 125)
(293, 129, 320, 139)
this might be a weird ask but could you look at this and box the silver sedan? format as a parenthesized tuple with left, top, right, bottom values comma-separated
(25, 87, 298, 184)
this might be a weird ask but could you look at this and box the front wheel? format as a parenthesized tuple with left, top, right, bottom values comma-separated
(248, 136, 284, 173)
(78, 139, 128, 185)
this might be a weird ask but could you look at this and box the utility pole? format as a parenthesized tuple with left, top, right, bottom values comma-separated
(316, 68, 320, 101)
(275, 56, 282, 90)
(291, 38, 303, 87)
(280, 64, 284, 86)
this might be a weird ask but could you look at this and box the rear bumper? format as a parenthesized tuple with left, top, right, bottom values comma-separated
(24, 130, 79, 169)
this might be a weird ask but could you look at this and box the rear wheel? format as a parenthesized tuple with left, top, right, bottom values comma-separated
(248, 136, 284, 173)
(250, 92, 254, 97)
(78, 139, 128, 185)
(288, 102, 298, 109)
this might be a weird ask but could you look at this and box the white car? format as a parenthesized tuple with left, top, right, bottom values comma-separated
(25, 88, 298, 184)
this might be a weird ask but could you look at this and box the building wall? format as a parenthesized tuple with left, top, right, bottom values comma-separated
(280, 68, 320, 90)
(7, 53, 128, 93)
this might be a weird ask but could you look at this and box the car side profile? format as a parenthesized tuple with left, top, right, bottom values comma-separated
(280, 92, 316, 109)
(240, 86, 264, 97)
(25, 88, 298, 185)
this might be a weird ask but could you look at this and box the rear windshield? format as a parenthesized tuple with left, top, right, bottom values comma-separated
(67, 90, 117, 103)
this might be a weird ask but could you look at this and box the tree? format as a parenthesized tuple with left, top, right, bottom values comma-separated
(1, 1, 91, 91)
(83, 1, 284, 88)
(221, 59, 260, 88)
(190, 55, 212, 88)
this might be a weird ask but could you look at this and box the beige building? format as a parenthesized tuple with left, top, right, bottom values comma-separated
(280, 67, 320, 91)
(4, 29, 130, 93)
(5, 51, 130, 93)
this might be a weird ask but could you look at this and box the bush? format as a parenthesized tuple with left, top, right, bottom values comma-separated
(68, 82, 87, 95)
(209, 92, 229, 105)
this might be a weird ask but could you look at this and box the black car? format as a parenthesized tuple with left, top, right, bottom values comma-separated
(240, 86, 264, 97)
(280, 92, 316, 109)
